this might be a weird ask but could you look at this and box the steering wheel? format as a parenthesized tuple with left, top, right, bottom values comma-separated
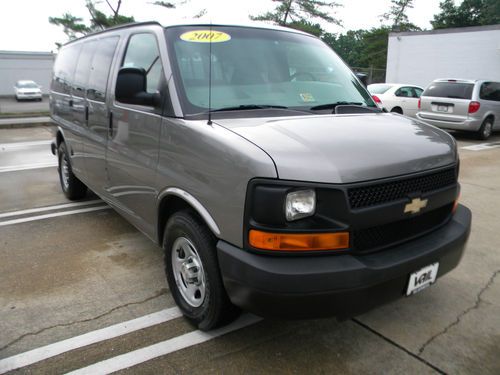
(290, 72, 317, 82)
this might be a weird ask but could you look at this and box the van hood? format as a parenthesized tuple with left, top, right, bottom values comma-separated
(214, 113, 456, 184)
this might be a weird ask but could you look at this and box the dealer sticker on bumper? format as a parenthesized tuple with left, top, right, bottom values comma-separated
(406, 263, 439, 296)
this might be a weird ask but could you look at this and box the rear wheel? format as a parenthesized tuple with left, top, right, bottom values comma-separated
(477, 118, 493, 140)
(164, 210, 239, 330)
(390, 107, 403, 114)
(57, 142, 87, 200)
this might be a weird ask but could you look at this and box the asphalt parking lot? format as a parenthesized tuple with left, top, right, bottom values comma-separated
(0, 125, 499, 374)
(0, 97, 49, 115)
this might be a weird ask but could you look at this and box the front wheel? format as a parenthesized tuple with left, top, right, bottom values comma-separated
(164, 210, 239, 330)
(477, 119, 493, 140)
(58, 142, 87, 200)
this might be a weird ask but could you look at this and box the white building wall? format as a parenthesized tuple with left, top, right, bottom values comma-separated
(386, 25, 500, 88)
(0, 51, 55, 96)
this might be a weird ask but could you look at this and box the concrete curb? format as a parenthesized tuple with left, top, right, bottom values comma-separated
(0, 117, 54, 129)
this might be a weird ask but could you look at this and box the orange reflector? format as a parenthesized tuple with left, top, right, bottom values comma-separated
(249, 230, 349, 251)
(452, 193, 460, 213)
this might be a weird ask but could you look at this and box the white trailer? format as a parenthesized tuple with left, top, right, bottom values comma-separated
(386, 24, 500, 89)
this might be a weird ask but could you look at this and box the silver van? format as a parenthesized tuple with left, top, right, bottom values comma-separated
(50, 22, 471, 330)
(417, 79, 500, 139)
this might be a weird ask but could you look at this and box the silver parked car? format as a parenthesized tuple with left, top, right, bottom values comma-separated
(368, 83, 424, 118)
(417, 79, 500, 140)
(50, 22, 471, 330)
(14, 80, 42, 101)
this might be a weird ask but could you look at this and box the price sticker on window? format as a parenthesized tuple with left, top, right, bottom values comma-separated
(180, 30, 231, 43)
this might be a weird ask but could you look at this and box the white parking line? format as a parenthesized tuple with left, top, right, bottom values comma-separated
(461, 142, 500, 151)
(0, 206, 110, 227)
(0, 200, 102, 219)
(66, 314, 262, 375)
(0, 307, 182, 374)
(0, 140, 52, 151)
(0, 162, 58, 173)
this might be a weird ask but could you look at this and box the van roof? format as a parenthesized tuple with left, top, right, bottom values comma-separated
(63, 20, 311, 47)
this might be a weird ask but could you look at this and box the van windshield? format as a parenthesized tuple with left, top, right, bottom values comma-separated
(165, 26, 375, 117)
(17, 82, 38, 89)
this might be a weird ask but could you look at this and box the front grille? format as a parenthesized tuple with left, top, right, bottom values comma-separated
(353, 203, 454, 252)
(348, 167, 457, 209)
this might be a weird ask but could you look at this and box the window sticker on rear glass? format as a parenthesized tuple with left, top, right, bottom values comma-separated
(180, 30, 231, 43)
(300, 93, 316, 102)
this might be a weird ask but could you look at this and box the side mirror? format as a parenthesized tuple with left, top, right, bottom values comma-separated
(115, 67, 160, 107)
(355, 72, 368, 87)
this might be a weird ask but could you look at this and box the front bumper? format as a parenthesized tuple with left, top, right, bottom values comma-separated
(16, 93, 42, 100)
(416, 114, 481, 131)
(217, 205, 471, 319)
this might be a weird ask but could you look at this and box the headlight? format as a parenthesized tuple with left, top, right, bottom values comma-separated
(285, 189, 316, 221)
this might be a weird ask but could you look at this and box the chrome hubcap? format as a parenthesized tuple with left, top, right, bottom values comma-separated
(61, 155, 70, 190)
(484, 122, 492, 138)
(171, 237, 206, 307)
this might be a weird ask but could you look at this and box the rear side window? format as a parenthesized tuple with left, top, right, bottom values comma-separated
(479, 82, 500, 102)
(395, 87, 414, 98)
(88, 36, 119, 102)
(52, 44, 82, 94)
(122, 33, 163, 94)
(368, 85, 392, 94)
(73, 41, 97, 97)
(423, 82, 474, 100)
(414, 88, 423, 98)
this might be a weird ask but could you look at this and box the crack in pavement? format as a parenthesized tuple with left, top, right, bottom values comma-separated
(352, 319, 446, 374)
(418, 269, 500, 355)
(0, 288, 168, 354)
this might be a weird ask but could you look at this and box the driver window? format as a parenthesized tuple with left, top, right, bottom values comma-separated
(122, 33, 163, 93)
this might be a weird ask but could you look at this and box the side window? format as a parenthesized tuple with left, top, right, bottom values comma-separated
(122, 33, 163, 94)
(52, 44, 82, 94)
(88, 36, 119, 102)
(395, 87, 413, 98)
(413, 88, 423, 98)
(73, 41, 97, 98)
(480, 82, 500, 102)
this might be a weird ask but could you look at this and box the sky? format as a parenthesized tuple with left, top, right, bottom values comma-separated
(0, 0, 448, 52)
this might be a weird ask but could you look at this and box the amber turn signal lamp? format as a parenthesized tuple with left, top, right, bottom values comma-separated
(452, 193, 460, 213)
(249, 230, 349, 251)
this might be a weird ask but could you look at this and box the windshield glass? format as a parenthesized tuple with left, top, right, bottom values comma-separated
(423, 82, 474, 99)
(165, 26, 375, 117)
(17, 82, 38, 88)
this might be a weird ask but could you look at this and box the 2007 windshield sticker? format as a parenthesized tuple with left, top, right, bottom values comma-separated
(180, 30, 231, 43)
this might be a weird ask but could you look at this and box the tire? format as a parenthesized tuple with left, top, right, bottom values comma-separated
(164, 210, 239, 330)
(477, 118, 493, 140)
(390, 107, 403, 114)
(57, 142, 87, 200)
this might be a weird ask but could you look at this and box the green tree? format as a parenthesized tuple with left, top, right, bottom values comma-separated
(250, 0, 342, 28)
(431, 0, 500, 29)
(49, 0, 135, 43)
(380, 0, 421, 31)
(322, 27, 391, 69)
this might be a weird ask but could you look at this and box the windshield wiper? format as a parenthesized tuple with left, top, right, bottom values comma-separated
(309, 101, 364, 110)
(309, 101, 382, 114)
(210, 104, 289, 112)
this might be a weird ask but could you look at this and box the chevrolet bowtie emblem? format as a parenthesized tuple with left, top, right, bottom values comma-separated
(404, 197, 428, 214)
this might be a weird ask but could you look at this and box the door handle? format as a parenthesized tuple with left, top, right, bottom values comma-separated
(109, 111, 113, 137)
